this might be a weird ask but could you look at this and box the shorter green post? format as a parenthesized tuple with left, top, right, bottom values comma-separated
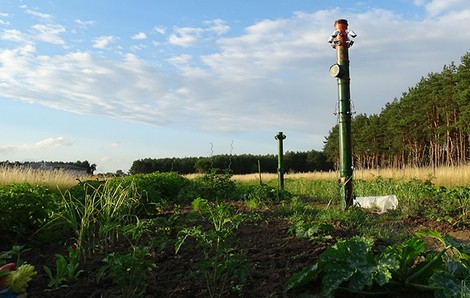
(275, 132, 286, 190)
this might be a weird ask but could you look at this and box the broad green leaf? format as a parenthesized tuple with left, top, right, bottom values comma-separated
(429, 270, 468, 298)
(323, 267, 355, 295)
(286, 263, 319, 291)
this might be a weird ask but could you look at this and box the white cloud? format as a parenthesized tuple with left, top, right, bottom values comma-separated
(153, 26, 166, 35)
(31, 23, 66, 45)
(131, 32, 147, 40)
(167, 54, 192, 66)
(0, 137, 72, 153)
(168, 27, 203, 47)
(204, 19, 230, 35)
(21, 5, 52, 20)
(416, 0, 469, 16)
(75, 19, 95, 27)
(1, 6, 470, 137)
(168, 20, 230, 47)
(0, 13, 10, 26)
(92, 35, 117, 48)
(1, 29, 29, 43)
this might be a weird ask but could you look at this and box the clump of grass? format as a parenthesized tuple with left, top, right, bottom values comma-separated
(56, 181, 141, 260)
(0, 166, 84, 191)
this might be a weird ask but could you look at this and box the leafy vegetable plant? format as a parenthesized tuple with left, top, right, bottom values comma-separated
(176, 199, 250, 297)
(287, 230, 470, 296)
(97, 246, 156, 298)
(43, 246, 83, 290)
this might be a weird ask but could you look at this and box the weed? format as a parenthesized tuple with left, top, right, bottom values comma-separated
(0, 245, 30, 267)
(97, 246, 156, 297)
(176, 199, 250, 297)
(43, 247, 83, 290)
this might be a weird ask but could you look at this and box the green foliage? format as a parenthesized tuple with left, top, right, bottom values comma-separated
(97, 246, 156, 297)
(66, 180, 105, 201)
(130, 151, 332, 175)
(109, 172, 190, 211)
(176, 199, 250, 297)
(434, 186, 470, 222)
(0, 183, 58, 242)
(43, 247, 83, 290)
(287, 177, 470, 221)
(288, 220, 334, 242)
(0, 245, 30, 267)
(183, 171, 236, 202)
(323, 52, 470, 169)
(287, 230, 470, 296)
(285, 179, 338, 202)
(55, 180, 141, 259)
(236, 183, 280, 209)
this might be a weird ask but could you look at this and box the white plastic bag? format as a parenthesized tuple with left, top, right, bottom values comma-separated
(354, 195, 398, 214)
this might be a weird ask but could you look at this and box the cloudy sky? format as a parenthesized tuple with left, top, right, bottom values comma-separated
(0, 0, 469, 173)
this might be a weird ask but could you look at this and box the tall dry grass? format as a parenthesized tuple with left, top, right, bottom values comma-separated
(0, 166, 84, 191)
(3, 164, 469, 190)
(232, 165, 470, 188)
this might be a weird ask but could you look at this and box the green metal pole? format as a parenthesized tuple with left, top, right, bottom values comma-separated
(275, 131, 286, 190)
(329, 19, 355, 208)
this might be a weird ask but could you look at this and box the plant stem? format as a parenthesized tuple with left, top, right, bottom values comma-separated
(405, 247, 448, 285)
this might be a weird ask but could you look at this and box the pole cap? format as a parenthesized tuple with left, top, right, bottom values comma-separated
(334, 19, 348, 26)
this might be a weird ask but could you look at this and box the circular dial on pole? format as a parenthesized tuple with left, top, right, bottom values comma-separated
(329, 64, 342, 78)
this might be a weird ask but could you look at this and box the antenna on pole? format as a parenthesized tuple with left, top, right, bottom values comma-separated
(328, 19, 356, 208)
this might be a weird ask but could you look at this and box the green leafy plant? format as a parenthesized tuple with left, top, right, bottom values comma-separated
(97, 246, 156, 297)
(0, 183, 58, 242)
(287, 230, 470, 296)
(55, 181, 141, 260)
(288, 220, 334, 242)
(187, 171, 237, 202)
(43, 246, 83, 290)
(0, 245, 30, 267)
(176, 199, 250, 297)
(108, 171, 190, 212)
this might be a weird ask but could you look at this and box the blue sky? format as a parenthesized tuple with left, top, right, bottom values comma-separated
(1, 0, 469, 173)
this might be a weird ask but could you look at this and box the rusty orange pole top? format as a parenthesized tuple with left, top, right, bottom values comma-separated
(334, 19, 350, 65)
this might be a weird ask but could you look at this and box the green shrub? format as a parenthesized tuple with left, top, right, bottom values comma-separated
(182, 172, 236, 202)
(0, 183, 58, 242)
(107, 172, 189, 211)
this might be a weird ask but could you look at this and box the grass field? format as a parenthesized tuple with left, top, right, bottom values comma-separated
(0, 166, 85, 191)
(232, 165, 470, 188)
(2, 164, 470, 190)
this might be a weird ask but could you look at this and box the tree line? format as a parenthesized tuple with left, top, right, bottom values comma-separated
(129, 150, 333, 175)
(323, 52, 470, 169)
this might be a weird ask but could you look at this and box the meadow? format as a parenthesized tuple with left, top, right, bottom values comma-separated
(0, 166, 469, 297)
(232, 164, 470, 188)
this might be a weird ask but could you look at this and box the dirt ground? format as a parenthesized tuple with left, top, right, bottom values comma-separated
(15, 206, 470, 297)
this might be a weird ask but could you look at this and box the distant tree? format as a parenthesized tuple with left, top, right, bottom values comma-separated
(115, 169, 126, 177)
(87, 163, 97, 175)
(194, 157, 213, 174)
